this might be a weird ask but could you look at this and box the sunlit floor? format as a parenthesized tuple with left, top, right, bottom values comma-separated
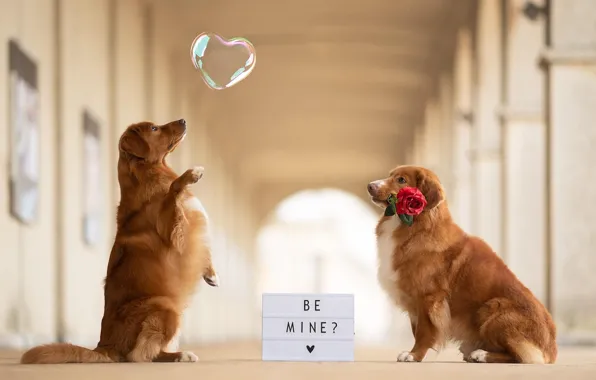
(2, 342, 596, 380)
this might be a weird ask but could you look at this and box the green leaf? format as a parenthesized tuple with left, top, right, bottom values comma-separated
(384, 194, 397, 216)
(386, 193, 396, 205)
(384, 203, 396, 216)
(398, 213, 414, 226)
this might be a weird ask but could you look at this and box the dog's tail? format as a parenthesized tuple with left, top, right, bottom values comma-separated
(20, 343, 113, 364)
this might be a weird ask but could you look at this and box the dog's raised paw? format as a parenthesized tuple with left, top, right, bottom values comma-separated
(469, 349, 488, 363)
(190, 166, 204, 182)
(176, 351, 199, 363)
(397, 351, 416, 362)
(203, 273, 219, 287)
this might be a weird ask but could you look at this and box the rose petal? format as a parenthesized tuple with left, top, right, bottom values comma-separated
(396, 188, 427, 216)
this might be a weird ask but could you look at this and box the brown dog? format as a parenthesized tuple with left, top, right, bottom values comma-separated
(21, 119, 218, 364)
(367, 165, 557, 364)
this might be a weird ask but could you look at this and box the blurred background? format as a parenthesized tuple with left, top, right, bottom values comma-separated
(1, 0, 595, 353)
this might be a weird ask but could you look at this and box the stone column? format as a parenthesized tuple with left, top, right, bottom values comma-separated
(545, 0, 596, 337)
(422, 98, 441, 172)
(410, 124, 426, 165)
(451, 28, 474, 233)
(470, 0, 504, 254)
(498, 0, 548, 304)
(437, 73, 455, 202)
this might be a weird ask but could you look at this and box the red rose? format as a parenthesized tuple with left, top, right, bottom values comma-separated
(396, 187, 427, 216)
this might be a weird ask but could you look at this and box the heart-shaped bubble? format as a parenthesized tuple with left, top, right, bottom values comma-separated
(190, 32, 256, 90)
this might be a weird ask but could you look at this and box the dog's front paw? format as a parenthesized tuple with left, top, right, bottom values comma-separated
(176, 351, 199, 363)
(172, 167, 204, 193)
(186, 166, 204, 183)
(203, 273, 219, 287)
(468, 349, 488, 363)
(397, 351, 417, 362)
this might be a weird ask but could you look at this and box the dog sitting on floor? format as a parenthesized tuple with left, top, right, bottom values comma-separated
(368, 165, 557, 364)
(21, 119, 218, 364)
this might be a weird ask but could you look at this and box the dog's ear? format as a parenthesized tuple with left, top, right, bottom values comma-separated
(119, 132, 149, 159)
(416, 170, 445, 210)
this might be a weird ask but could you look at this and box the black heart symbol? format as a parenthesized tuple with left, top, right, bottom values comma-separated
(306, 345, 315, 353)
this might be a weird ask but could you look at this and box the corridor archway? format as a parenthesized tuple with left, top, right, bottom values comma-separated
(256, 188, 407, 344)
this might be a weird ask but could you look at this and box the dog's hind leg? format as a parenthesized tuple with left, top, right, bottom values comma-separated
(127, 306, 194, 363)
(474, 299, 548, 364)
(465, 349, 517, 363)
(153, 351, 199, 363)
(464, 341, 543, 364)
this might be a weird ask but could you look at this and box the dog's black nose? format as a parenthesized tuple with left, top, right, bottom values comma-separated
(367, 182, 378, 194)
(178, 119, 186, 126)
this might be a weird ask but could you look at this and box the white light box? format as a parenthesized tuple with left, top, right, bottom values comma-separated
(261, 293, 355, 362)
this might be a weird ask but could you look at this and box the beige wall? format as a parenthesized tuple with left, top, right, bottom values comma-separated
(112, 0, 149, 206)
(0, 0, 259, 348)
(58, 0, 112, 345)
(0, 0, 58, 346)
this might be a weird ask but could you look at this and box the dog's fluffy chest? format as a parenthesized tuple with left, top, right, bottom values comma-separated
(377, 216, 410, 308)
(182, 196, 208, 217)
(179, 195, 212, 248)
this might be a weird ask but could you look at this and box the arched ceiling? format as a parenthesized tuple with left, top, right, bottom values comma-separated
(160, 0, 475, 220)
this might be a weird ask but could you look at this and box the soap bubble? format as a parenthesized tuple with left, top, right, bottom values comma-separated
(190, 32, 256, 90)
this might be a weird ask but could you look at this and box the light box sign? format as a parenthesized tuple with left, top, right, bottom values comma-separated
(262, 293, 355, 362)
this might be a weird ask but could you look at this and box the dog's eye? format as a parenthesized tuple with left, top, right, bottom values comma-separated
(396, 177, 406, 184)
(151, 126, 158, 132)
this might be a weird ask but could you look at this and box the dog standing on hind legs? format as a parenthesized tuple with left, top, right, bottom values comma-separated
(21, 119, 218, 364)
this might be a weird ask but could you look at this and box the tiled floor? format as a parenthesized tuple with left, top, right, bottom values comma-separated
(2, 342, 595, 380)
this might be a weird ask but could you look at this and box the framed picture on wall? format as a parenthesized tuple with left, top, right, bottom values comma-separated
(8, 40, 40, 225)
(82, 110, 102, 246)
